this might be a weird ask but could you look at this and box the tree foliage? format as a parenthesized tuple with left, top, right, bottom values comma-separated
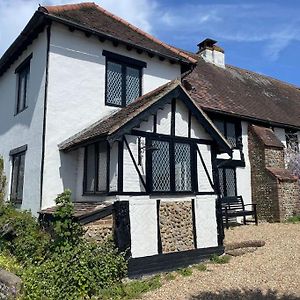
(0, 156, 6, 203)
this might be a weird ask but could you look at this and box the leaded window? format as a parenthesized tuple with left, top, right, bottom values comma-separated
(285, 129, 299, 153)
(11, 151, 26, 204)
(218, 167, 236, 197)
(84, 142, 108, 193)
(15, 56, 31, 114)
(104, 51, 145, 107)
(150, 139, 193, 193)
(213, 119, 241, 148)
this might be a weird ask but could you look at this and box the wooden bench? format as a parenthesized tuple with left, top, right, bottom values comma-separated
(221, 196, 258, 229)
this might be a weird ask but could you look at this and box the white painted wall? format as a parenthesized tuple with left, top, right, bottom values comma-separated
(197, 144, 214, 193)
(42, 23, 181, 208)
(0, 29, 48, 215)
(236, 121, 252, 205)
(194, 194, 218, 248)
(129, 196, 158, 258)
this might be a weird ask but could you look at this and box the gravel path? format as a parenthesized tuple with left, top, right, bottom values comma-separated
(141, 223, 300, 300)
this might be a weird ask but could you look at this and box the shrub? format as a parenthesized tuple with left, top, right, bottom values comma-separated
(22, 240, 127, 300)
(0, 251, 21, 274)
(210, 254, 231, 264)
(0, 203, 50, 264)
(0, 156, 6, 203)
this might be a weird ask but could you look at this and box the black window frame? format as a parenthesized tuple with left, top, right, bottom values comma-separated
(15, 54, 32, 115)
(218, 166, 237, 197)
(103, 50, 146, 108)
(212, 118, 242, 149)
(146, 136, 197, 194)
(10, 145, 27, 204)
(83, 141, 109, 195)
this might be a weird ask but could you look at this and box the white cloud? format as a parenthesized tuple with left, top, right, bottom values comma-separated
(0, 0, 157, 56)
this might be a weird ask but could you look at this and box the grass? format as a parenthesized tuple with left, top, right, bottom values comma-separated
(176, 267, 193, 277)
(98, 275, 162, 300)
(164, 272, 176, 281)
(194, 263, 207, 272)
(210, 254, 231, 264)
(286, 215, 300, 224)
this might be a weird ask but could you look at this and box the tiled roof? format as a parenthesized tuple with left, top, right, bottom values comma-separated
(266, 167, 298, 182)
(41, 2, 196, 64)
(184, 58, 300, 129)
(40, 202, 112, 218)
(251, 125, 284, 148)
(59, 80, 179, 150)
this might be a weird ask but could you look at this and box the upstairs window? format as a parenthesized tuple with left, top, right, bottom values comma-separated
(103, 50, 146, 107)
(213, 119, 242, 148)
(84, 142, 108, 194)
(10, 145, 27, 204)
(285, 129, 299, 153)
(15, 55, 32, 114)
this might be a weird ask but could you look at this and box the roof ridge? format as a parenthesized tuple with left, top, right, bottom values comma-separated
(42, 2, 96, 14)
(41, 2, 197, 64)
(227, 64, 300, 90)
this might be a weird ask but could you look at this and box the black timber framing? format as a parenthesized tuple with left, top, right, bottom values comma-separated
(118, 139, 124, 193)
(156, 200, 162, 254)
(128, 245, 224, 278)
(109, 86, 232, 155)
(191, 198, 197, 249)
(171, 98, 176, 136)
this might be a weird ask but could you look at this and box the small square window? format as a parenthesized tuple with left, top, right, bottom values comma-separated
(15, 56, 31, 115)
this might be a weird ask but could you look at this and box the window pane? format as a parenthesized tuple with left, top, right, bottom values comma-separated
(152, 140, 170, 191)
(106, 61, 122, 106)
(126, 66, 140, 105)
(85, 145, 95, 192)
(97, 142, 107, 192)
(11, 156, 20, 201)
(225, 168, 236, 196)
(226, 122, 237, 147)
(214, 120, 225, 135)
(218, 168, 224, 197)
(17, 154, 25, 201)
(18, 73, 26, 111)
(174, 143, 191, 191)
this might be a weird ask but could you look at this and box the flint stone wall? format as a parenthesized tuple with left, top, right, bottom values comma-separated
(159, 201, 195, 253)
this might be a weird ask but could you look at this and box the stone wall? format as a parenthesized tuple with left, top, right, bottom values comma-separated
(249, 125, 300, 222)
(0, 269, 22, 300)
(265, 148, 285, 168)
(84, 215, 114, 243)
(159, 201, 195, 253)
(248, 128, 280, 221)
(278, 181, 300, 221)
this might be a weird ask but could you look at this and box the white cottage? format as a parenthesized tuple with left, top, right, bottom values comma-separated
(0, 2, 299, 275)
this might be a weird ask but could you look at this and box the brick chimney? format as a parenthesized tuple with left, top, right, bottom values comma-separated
(197, 38, 225, 68)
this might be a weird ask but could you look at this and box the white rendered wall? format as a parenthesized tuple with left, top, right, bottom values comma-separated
(236, 121, 252, 205)
(197, 144, 214, 193)
(129, 197, 158, 258)
(42, 23, 181, 208)
(0, 30, 48, 215)
(194, 194, 218, 248)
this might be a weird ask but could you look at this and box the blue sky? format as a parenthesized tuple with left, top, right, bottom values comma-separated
(1, 0, 300, 86)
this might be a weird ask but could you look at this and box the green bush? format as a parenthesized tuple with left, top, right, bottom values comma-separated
(0, 156, 6, 203)
(0, 251, 21, 274)
(22, 240, 127, 300)
(0, 203, 50, 264)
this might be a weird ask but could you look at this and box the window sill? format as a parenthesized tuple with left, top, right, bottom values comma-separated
(14, 106, 28, 116)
